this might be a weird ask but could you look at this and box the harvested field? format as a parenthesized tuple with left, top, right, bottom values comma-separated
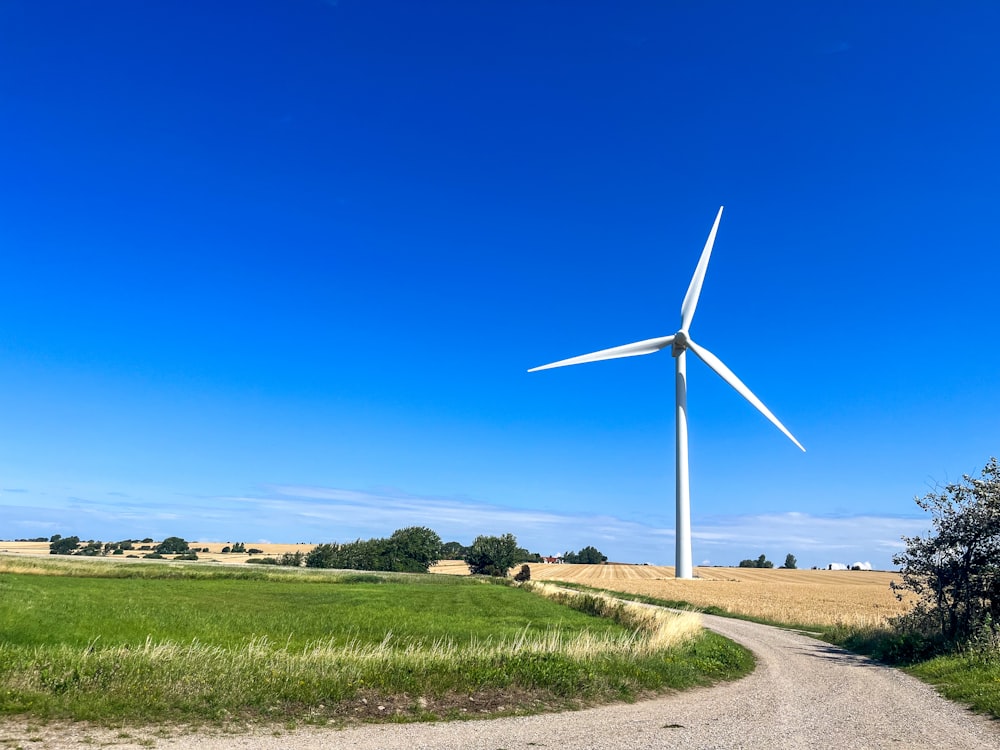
(0, 540, 315, 565)
(430, 561, 914, 628)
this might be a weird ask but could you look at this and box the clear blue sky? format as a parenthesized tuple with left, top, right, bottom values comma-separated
(2, 1, 997, 570)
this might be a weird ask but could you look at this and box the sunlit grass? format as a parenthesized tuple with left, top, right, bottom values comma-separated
(0, 558, 752, 726)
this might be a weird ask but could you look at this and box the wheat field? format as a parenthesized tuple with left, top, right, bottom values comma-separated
(0, 540, 315, 564)
(432, 560, 913, 628)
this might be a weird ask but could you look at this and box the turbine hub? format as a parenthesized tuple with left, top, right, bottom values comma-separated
(672, 331, 689, 357)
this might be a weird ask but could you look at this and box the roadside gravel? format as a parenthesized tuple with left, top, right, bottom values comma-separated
(4, 613, 997, 749)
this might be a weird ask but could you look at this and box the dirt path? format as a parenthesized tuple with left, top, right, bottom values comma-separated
(4, 615, 997, 749)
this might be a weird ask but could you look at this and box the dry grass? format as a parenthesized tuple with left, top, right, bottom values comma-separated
(431, 561, 915, 629)
(525, 582, 702, 653)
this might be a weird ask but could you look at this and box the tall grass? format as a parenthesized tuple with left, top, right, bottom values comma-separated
(525, 582, 702, 653)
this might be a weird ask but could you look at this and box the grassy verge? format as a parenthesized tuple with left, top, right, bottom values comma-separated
(907, 653, 1000, 718)
(547, 580, 1000, 719)
(0, 559, 752, 727)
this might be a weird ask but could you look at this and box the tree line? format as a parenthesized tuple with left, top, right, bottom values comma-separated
(43, 529, 608, 579)
(738, 553, 797, 569)
(47, 535, 264, 560)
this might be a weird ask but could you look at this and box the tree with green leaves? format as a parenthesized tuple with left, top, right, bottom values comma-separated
(466, 533, 519, 577)
(893, 457, 1000, 645)
(739, 554, 773, 568)
(576, 545, 607, 564)
(49, 535, 80, 555)
(782, 554, 798, 569)
(441, 541, 469, 559)
(387, 526, 442, 572)
(155, 536, 190, 554)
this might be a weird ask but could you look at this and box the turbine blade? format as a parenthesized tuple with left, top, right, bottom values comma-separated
(679, 206, 724, 332)
(528, 335, 675, 372)
(686, 338, 806, 452)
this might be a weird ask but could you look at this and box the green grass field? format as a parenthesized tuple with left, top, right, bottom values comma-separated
(0, 559, 752, 727)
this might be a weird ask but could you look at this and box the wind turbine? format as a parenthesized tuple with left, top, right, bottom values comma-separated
(528, 206, 805, 579)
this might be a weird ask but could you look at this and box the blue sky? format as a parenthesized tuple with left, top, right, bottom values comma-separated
(1, 1, 997, 570)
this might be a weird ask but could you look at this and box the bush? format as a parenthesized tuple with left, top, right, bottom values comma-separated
(277, 551, 304, 567)
(247, 557, 278, 565)
(513, 564, 531, 582)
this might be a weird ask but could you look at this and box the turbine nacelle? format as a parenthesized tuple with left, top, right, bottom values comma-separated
(671, 331, 690, 357)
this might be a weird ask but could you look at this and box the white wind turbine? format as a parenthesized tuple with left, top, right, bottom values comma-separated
(529, 207, 805, 579)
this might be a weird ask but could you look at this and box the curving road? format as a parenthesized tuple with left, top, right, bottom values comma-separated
(6, 614, 998, 749)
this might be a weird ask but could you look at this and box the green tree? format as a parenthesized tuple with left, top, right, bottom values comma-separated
(278, 551, 304, 567)
(387, 526, 442, 572)
(155, 536, 190, 554)
(514, 547, 543, 563)
(893, 457, 1000, 645)
(782, 554, 798, 569)
(466, 533, 519, 577)
(441, 541, 468, 559)
(49, 535, 80, 555)
(738, 554, 773, 568)
(77, 540, 103, 556)
(305, 543, 338, 568)
(576, 545, 607, 564)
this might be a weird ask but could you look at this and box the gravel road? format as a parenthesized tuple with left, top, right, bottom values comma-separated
(6, 614, 998, 750)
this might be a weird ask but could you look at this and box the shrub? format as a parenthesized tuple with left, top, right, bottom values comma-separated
(277, 551, 304, 567)
(513, 564, 531, 582)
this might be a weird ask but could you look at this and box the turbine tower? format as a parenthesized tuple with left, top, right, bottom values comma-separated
(529, 207, 804, 579)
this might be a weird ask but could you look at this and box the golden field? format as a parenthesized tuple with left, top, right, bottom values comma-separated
(0, 540, 315, 564)
(432, 560, 914, 628)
